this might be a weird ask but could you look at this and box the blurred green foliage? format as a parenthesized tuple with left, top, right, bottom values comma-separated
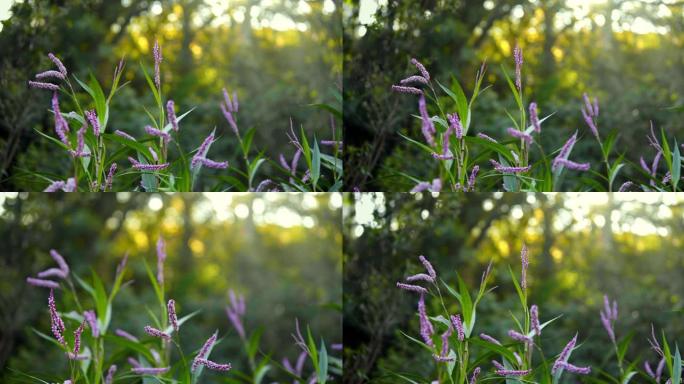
(343, 192, 684, 382)
(344, 0, 684, 191)
(0, 0, 341, 190)
(0, 192, 342, 382)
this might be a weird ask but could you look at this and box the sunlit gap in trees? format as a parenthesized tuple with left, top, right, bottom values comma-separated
(350, 192, 684, 238)
(353, 0, 674, 37)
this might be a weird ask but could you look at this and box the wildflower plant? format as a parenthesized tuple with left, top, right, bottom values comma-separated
(25, 41, 342, 192)
(19, 238, 341, 383)
(393, 243, 683, 383)
(391, 45, 683, 192)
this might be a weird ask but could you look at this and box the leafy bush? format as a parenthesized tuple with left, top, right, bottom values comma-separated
(393, 247, 682, 383)
(390, 45, 682, 192)
(17, 238, 341, 383)
(25, 41, 342, 192)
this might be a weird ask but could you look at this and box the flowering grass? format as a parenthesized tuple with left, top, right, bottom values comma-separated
(391, 46, 682, 192)
(394, 247, 682, 383)
(17, 238, 341, 383)
(25, 41, 343, 192)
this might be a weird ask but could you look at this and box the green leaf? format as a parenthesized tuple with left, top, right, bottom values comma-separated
(247, 328, 263, 361)
(456, 273, 474, 337)
(254, 364, 271, 384)
(248, 156, 266, 189)
(617, 331, 635, 362)
(671, 139, 680, 191)
(508, 265, 526, 309)
(308, 103, 342, 120)
(398, 132, 435, 155)
(318, 340, 329, 384)
(437, 79, 468, 133)
(673, 345, 681, 384)
(242, 127, 257, 155)
(143, 259, 164, 307)
(33, 128, 70, 151)
(140, 62, 161, 108)
(311, 139, 321, 188)
(88, 72, 108, 128)
(621, 371, 637, 384)
(91, 270, 110, 332)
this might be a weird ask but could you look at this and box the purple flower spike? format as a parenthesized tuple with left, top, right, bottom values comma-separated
(85, 110, 101, 137)
(479, 333, 502, 346)
(396, 282, 429, 294)
(192, 331, 218, 372)
(520, 243, 529, 290)
(84, 310, 99, 338)
(600, 294, 618, 342)
(69, 124, 90, 158)
(470, 367, 481, 384)
(51, 92, 70, 145)
(466, 165, 479, 192)
(418, 255, 436, 280)
(115, 329, 139, 342)
(530, 304, 541, 336)
(552, 132, 580, 171)
(128, 157, 169, 171)
(507, 128, 533, 144)
(115, 130, 136, 141)
(410, 58, 430, 81)
(448, 113, 464, 140)
(132, 367, 170, 375)
(200, 158, 229, 169)
(29, 80, 60, 91)
(166, 100, 179, 132)
(450, 314, 465, 341)
(168, 299, 179, 333)
(67, 320, 86, 359)
(496, 368, 531, 377)
(144, 325, 170, 340)
(618, 181, 634, 192)
(552, 334, 577, 374)
(48, 289, 66, 345)
(36, 70, 65, 80)
(220, 101, 239, 136)
(557, 361, 591, 375)
(555, 158, 590, 171)
(105, 365, 117, 384)
(399, 75, 429, 86)
(153, 40, 162, 89)
(156, 237, 166, 285)
(48, 53, 67, 76)
(529, 102, 541, 133)
(37, 268, 67, 279)
(477, 132, 498, 143)
(44, 181, 66, 192)
(26, 277, 59, 289)
(391, 85, 423, 95)
(418, 293, 434, 346)
(144, 125, 171, 143)
(105, 163, 117, 191)
(48, 249, 69, 274)
(192, 133, 215, 167)
(406, 273, 434, 283)
(437, 324, 453, 359)
(410, 181, 430, 193)
(490, 159, 531, 174)
(508, 329, 533, 344)
(196, 359, 232, 372)
(513, 44, 523, 91)
(418, 94, 436, 146)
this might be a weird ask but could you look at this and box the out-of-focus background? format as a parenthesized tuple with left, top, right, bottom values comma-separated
(0, 192, 342, 382)
(0, 0, 341, 190)
(343, 0, 684, 191)
(343, 192, 684, 383)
